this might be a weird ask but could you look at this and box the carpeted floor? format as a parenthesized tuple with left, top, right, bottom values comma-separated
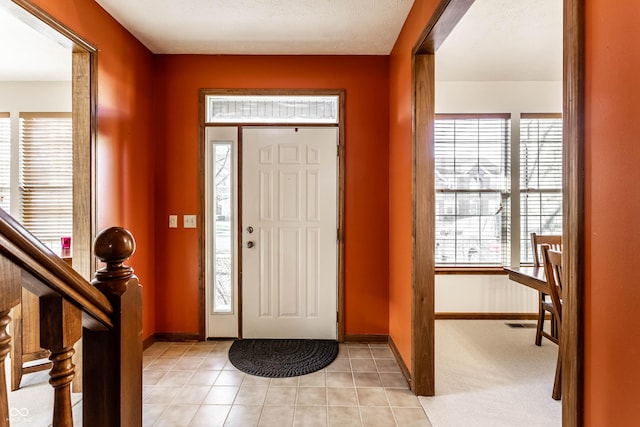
(228, 339, 338, 378)
(419, 320, 562, 427)
(5, 360, 82, 426)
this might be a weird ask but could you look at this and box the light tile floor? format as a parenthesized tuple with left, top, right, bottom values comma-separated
(143, 340, 432, 427)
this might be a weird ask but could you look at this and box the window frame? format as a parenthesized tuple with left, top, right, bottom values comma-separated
(434, 113, 512, 269)
(18, 112, 73, 249)
(519, 113, 563, 265)
(205, 95, 340, 124)
(434, 112, 562, 272)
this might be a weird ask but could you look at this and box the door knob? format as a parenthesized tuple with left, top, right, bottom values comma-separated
(246, 241, 254, 248)
(246, 226, 254, 233)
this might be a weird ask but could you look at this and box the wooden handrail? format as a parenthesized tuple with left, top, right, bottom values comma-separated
(0, 209, 112, 326)
(0, 208, 142, 426)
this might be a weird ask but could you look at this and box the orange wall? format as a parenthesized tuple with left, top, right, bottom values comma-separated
(29, 0, 157, 341)
(153, 55, 390, 336)
(388, 0, 438, 371)
(27, 0, 640, 421)
(584, 1, 640, 424)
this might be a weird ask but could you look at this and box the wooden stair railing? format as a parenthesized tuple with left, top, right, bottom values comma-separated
(0, 208, 142, 426)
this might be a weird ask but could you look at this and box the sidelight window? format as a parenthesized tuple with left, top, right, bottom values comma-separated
(211, 143, 234, 313)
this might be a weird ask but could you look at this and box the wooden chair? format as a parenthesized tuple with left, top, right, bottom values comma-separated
(531, 233, 562, 345)
(541, 244, 563, 400)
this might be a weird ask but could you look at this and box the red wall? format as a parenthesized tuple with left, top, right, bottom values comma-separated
(584, 1, 640, 424)
(388, 0, 438, 371)
(153, 55, 390, 336)
(29, 0, 157, 341)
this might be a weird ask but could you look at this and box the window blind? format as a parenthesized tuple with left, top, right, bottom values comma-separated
(520, 114, 563, 263)
(435, 114, 511, 265)
(19, 113, 72, 246)
(0, 113, 9, 212)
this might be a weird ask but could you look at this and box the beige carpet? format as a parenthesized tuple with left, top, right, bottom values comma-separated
(5, 360, 82, 426)
(419, 320, 561, 427)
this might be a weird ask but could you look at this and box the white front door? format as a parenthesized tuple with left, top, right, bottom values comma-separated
(242, 127, 338, 339)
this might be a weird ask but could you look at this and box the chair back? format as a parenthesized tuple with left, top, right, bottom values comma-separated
(531, 233, 562, 267)
(541, 244, 563, 320)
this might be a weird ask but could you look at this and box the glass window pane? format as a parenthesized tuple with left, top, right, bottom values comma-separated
(520, 116, 563, 264)
(206, 95, 339, 124)
(19, 113, 72, 248)
(213, 144, 233, 313)
(435, 115, 510, 266)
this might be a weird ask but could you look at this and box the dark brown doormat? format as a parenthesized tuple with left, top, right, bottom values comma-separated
(228, 339, 338, 378)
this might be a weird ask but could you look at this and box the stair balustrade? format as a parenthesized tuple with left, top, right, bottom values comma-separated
(0, 208, 142, 426)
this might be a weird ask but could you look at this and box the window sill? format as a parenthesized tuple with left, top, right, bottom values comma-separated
(435, 266, 507, 275)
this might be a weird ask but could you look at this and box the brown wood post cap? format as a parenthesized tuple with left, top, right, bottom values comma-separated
(94, 227, 136, 264)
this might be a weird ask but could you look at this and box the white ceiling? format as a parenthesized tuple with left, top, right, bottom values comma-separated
(436, 0, 562, 81)
(94, 0, 416, 55)
(0, 6, 71, 81)
(0, 0, 562, 82)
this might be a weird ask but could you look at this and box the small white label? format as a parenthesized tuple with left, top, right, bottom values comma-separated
(169, 215, 178, 228)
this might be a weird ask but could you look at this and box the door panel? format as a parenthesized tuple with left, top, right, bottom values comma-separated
(242, 127, 337, 339)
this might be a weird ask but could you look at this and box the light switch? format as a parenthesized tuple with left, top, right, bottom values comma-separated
(184, 214, 197, 228)
(169, 215, 178, 228)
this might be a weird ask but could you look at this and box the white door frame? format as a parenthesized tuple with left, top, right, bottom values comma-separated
(199, 89, 346, 341)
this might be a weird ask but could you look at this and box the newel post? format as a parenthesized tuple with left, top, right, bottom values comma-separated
(83, 227, 142, 426)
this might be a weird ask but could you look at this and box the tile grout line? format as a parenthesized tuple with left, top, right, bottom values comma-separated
(354, 348, 365, 427)
(140, 340, 428, 426)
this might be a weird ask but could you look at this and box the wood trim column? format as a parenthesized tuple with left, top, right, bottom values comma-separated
(412, 53, 435, 396)
(410, 0, 474, 398)
(72, 50, 93, 282)
(562, 0, 585, 424)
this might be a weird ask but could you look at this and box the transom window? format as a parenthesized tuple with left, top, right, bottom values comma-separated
(206, 95, 339, 124)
